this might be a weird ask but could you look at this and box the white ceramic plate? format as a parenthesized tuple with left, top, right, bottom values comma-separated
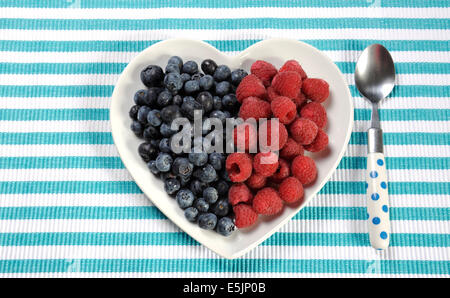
(110, 38, 353, 259)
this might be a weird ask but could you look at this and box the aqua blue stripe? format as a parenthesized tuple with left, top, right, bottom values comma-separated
(0, 0, 448, 8)
(2, 18, 449, 30)
(0, 206, 447, 220)
(0, 156, 447, 170)
(0, 232, 447, 248)
(0, 132, 447, 145)
(1, 108, 448, 121)
(1, 62, 448, 75)
(0, 258, 447, 274)
(0, 85, 448, 98)
(1, 39, 448, 53)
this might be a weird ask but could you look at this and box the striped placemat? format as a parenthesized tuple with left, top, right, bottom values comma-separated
(0, 1, 448, 277)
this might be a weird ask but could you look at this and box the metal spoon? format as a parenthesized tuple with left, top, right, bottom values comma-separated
(355, 44, 395, 250)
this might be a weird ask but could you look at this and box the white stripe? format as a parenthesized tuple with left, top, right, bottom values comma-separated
(3, 7, 450, 19)
(352, 121, 450, 133)
(0, 245, 447, 263)
(2, 50, 450, 63)
(2, 29, 448, 41)
(0, 193, 447, 208)
(1, 218, 448, 234)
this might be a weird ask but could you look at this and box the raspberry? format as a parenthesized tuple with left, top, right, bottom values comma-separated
(304, 129, 329, 152)
(252, 187, 283, 215)
(271, 158, 290, 183)
(279, 60, 307, 79)
(236, 74, 266, 103)
(239, 96, 271, 121)
(289, 117, 318, 145)
(271, 71, 302, 99)
(300, 102, 327, 129)
(233, 204, 258, 228)
(280, 137, 304, 160)
(279, 177, 304, 203)
(253, 151, 279, 177)
(302, 78, 329, 103)
(225, 153, 253, 182)
(267, 86, 280, 102)
(271, 96, 297, 124)
(233, 122, 258, 152)
(229, 183, 253, 205)
(258, 119, 288, 152)
(250, 60, 278, 87)
(246, 173, 267, 189)
(291, 155, 317, 185)
(293, 91, 307, 108)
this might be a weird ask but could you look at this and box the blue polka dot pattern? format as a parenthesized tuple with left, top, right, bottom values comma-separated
(377, 159, 384, 166)
(371, 193, 380, 201)
(372, 217, 380, 225)
(369, 171, 378, 178)
(366, 213, 370, 219)
(382, 205, 388, 213)
(381, 181, 387, 189)
(365, 182, 368, 189)
(380, 231, 388, 240)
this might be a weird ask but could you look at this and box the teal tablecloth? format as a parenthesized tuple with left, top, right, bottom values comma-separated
(0, 1, 448, 277)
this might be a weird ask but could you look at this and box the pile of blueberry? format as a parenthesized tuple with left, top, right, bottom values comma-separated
(129, 56, 248, 236)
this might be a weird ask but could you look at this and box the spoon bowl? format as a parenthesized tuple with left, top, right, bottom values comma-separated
(355, 44, 396, 103)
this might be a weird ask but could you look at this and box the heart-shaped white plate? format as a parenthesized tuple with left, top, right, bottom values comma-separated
(110, 38, 353, 259)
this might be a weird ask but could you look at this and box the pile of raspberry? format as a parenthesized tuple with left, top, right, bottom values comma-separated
(226, 59, 330, 229)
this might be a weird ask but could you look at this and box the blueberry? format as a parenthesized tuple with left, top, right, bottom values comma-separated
(222, 94, 238, 111)
(212, 96, 222, 110)
(194, 198, 209, 213)
(146, 87, 161, 107)
(160, 171, 177, 182)
(209, 110, 227, 124)
(184, 80, 200, 94)
(130, 120, 144, 136)
(193, 164, 217, 183)
(179, 175, 191, 187)
(143, 125, 161, 141)
(134, 89, 150, 106)
(164, 178, 180, 195)
(213, 65, 231, 82)
(176, 189, 195, 209)
(147, 160, 160, 175)
(184, 207, 199, 222)
(203, 187, 218, 204)
(129, 105, 140, 120)
(220, 169, 231, 182)
(217, 217, 235, 236)
(160, 123, 177, 137)
(181, 96, 204, 120)
(231, 69, 248, 86)
(212, 199, 230, 217)
(180, 73, 191, 83)
(199, 75, 214, 91)
(157, 90, 173, 107)
(215, 81, 231, 96)
(215, 180, 229, 196)
(168, 56, 183, 69)
(149, 139, 160, 148)
(191, 73, 204, 81)
(188, 152, 208, 167)
(209, 152, 225, 171)
(138, 142, 157, 162)
(160, 105, 182, 123)
(165, 63, 180, 74)
(141, 65, 164, 87)
(159, 138, 171, 153)
(182, 61, 198, 75)
(172, 157, 194, 178)
(198, 213, 217, 230)
(147, 109, 162, 127)
(137, 106, 151, 123)
(164, 72, 183, 94)
(155, 152, 173, 172)
(201, 59, 217, 76)
(172, 94, 183, 106)
(190, 179, 207, 196)
(196, 91, 213, 113)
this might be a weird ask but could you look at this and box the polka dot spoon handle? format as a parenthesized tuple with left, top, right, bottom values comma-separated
(366, 152, 390, 249)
